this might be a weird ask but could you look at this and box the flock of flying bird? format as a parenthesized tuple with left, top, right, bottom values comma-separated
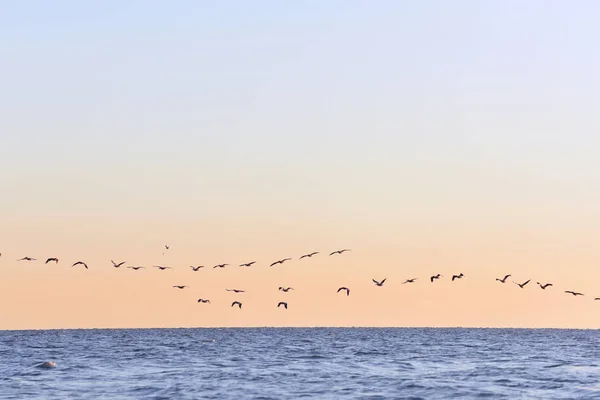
(3, 247, 598, 309)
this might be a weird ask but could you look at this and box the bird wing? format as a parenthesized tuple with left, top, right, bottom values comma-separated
(522, 280, 530, 286)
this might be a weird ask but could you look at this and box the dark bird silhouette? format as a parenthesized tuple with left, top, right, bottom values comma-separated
(402, 278, 417, 284)
(172, 285, 188, 289)
(430, 274, 442, 283)
(452, 273, 464, 281)
(337, 287, 350, 296)
(213, 264, 228, 269)
(190, 266, 204, 271)
(72, 261, 88, 269)
(231, 301, 242, 309)
(300, 252, 319, 259)
(537, 282, 553, 290)
(128, 266, 144, 270)
(565, 291, 584, 296)
(165, 245, 170, 250)
(239, 261, 256, 267)
(153, 266, 171, 270)
(330, 249, 350, 256)
(496, 274, 511, 283)
(18, 257, 36, 261)
(279, 287, 294, 292)
(277, 302, 288, 309)
(111, 260, 125, 268)
(372, 278, 386, 287)
(514, 279, 530, 289)
(197, 299, 211, 303)
(594, 298, 600, 301)
(270, 258, 291, 267)
(226, 289, 245, 293)
(45, 258, 59, 264)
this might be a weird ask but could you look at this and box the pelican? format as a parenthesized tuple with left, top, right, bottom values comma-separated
(402, 278, 417, 284)
(190, 266, 204, 271)
(111, 260, 126, 268)
(279, 287, 294, 292)
(372, 278, 386, 287)
(330, 249, 350, 256)
(430, 274, 442, 283)
(72, 261, 88, 269)
(537, 282, 553, 290)
(514, 279, 530, 289)
(231, 301, 242, 309)
(197, 299, 211, 303)
(565, 291, 584, 296)
(496, 274, 511, 283)
(45, 258, 59, 264)
(277, 302, 288, 309)
(452, 273, 464, 281)
(226, 289, 245, 293)
(300, 252, 319, 259)
(337, 287, 350, 296)
(270, 258, 291, 267)
(240, 261, 256, 267)
(172, 285, 188, 289)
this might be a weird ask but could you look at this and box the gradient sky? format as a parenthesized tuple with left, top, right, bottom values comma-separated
(1, 1, 600, 330)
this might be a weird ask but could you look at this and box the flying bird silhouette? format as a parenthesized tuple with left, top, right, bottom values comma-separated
(537, 282, 553, 290)
(226, 289, 245, 293)
(402, 278, 417, 284)
(372, 278, 386, 287)
(213, 264, 228, 269)
(165, 245, 170, 250)
(72, 261, 88, 269)
(172, 285, 188, 289)
(153, 266, 171, 270)
(190, 266, 204, 271)
(18, 257, 36, 261)
(452, 273, 464, 281)
(231, 301, 242, 309)
(279, 287, 294, 292)
(594, 298, 600, 301)
(111, 260, 126, 268)
(300, 252, 319, 259)
(514, 279, 530, 289)
(277, 302, 288, 309)
(496, 274, 511, 283)
(197, 299, 210, 303)
(330, 249, 350, 256)
(239, 261, 256, 267)
(565, 291, 584, 296)
(45, 258, 59, 264)
(337, 287, 350, 296)
(128, 266, 144, 270)
(270, 258, 291, 267)
(430, 274, 442, 283)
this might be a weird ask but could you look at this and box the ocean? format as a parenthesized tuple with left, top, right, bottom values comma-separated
(1, 328, 599, 399)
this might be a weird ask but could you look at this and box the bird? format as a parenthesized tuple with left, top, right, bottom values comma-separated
(496, 274, 511, 283)
(165, 245, 170, 250)
(279, 287, 294, 292)
(514, 279, 530, 289)
(45, 258, 59, 264)
(537, 282, 553, 290)
(300, 252, 319, 259)
(190, 266, 204, 271)
(330, 249, 350, 256)
(270, 258, 291, 267)
(277, 302, 288, 309)
(372, 278, 386, 287)
(128, 266, 144, 270)
(213, 264, 228, 269)
(72, 261, 88, 269)
(231, 301, 242, 309)
(172, 285, 188, 289)
(594, 298, 600, 301)
(153, 266, 171, 270)
(239, 261, 256, 267)
(226, 289, 245, 293)
(430, 274, 442, 283)
(18, 257, 36, 261)
(111, 260, 126, 268)
(452, 273, 464, 281)
(565, 291, 584, 296)
(337, 287, 350, 296)
(402, 278, 417, 284)
(197, 299, 211, 304)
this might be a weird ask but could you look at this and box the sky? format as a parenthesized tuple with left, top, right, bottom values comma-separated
(1, 0, 600, 330)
